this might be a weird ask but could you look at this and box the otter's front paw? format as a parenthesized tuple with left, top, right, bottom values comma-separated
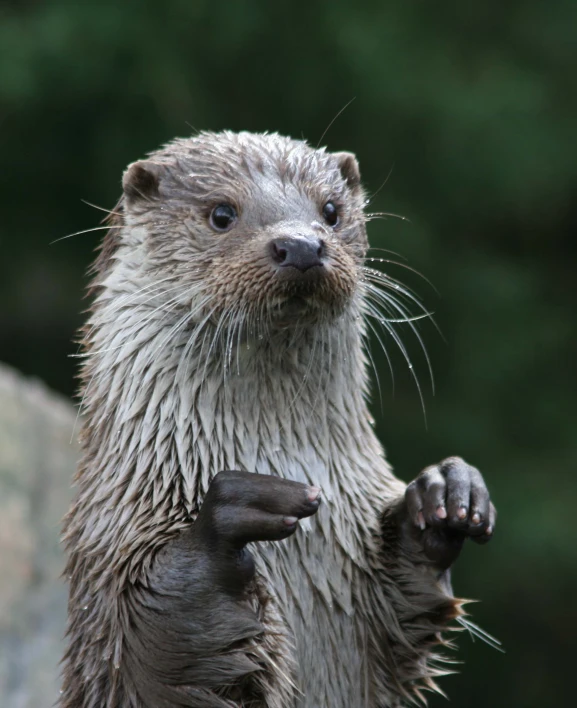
(405, 456, 496, 568)
(194, 470, 321, 548)
(190, 471, 321, 590)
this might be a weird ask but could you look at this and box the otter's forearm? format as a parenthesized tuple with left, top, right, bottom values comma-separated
(382, 495, 463, 621)
(376, 457, 495, 698)
(118, 470, 319, 707)
(120, 530, 265, 708)
(376, 498, 464, 696)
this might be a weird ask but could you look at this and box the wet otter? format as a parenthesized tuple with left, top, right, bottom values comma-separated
(60, 131, 496, 707)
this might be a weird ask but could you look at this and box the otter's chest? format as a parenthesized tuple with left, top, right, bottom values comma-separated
(196, 382, 390, 704)
(248, 448, 377, 706)
(253, 498, 372, 706)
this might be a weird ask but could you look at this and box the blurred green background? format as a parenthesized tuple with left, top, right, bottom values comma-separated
(1, 1, 575, 706)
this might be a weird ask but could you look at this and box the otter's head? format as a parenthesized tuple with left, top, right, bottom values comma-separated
(111, 131, 368, 332)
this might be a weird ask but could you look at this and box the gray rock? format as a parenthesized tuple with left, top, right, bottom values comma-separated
(0, 363, 78, 708)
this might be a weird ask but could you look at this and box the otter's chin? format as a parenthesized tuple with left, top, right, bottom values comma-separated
(270, 296, 313, 327)
(269, 294, 347, 328)
(278, 295, 309, 317)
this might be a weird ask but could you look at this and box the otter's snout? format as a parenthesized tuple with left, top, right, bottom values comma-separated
(269, 236, 325, 272)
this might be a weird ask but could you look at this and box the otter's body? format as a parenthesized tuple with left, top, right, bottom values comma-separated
(61, 132, 495, 707)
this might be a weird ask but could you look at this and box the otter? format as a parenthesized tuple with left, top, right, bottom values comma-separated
(60, 131, 496, 708)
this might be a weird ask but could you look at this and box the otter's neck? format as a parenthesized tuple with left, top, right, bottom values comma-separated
(84, 294, 374, 489)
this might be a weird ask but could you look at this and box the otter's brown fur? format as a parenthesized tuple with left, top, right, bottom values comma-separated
(60, 131, 493, 707)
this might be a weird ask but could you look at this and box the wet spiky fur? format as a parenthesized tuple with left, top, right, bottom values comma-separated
(60, 131, 464, 707)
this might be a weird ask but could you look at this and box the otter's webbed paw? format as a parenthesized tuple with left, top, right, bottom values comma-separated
(404, 456, 496, 569)
(192, 470, 321, 588)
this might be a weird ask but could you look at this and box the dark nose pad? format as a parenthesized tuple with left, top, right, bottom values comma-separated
(270, 237, 325, 272)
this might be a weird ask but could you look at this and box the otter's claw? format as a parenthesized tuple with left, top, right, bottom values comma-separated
(405, 456, 496, 567)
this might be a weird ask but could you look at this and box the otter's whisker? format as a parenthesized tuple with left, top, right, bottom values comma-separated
(362, 311, 392, 403)
(72, 291, 193, 442)
(222, 308, 239, 378)
(316, 96, 356, 149)
(179, 304, 216, 380)
(223, 307, 239, 378)
(80, 284, 193, 358)
(363, 262, 439, 296)
(81, 276, 185, 350)
(110, 289, 191, 358)
(83, 290, 208, 440)
(365, 163, 395, 204)
(179, 305, 219, 384)
(201, 308, 230, 385)
(365, 212, 410, 223)
(309, 322, 331, 416)
(367, 285, 434, 324)
(151, 286, 209, 354)
(50, 225, 123, 245)
(362, 266, 427, 308)
(364, 283, 436, 326)
(364, 282, 435, 392)
(366, 246, 408, 260)
(363, 298, 399, 368)
(152, 306, 198, 359)
(366, 279, 442, 345)
(364, 278, 431, 336)
(81, 199, 123, 218)
(235, 304, 250, 377)
(362, 289, 428, 419)
(284, 323, 322, 418)
(104, 276, 186, 315)
(379, 313, 435, 324)
(323, 317, 336, 405)
(386, 320, 426, 420)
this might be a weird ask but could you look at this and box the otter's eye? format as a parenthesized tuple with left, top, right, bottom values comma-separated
(322, 201, 339, 227)
(210, 204, 237, 231)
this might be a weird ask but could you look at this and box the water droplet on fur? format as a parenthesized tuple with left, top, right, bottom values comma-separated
(393, 284, 400, 290)
(114, 663, 120, 670)
(408, 364, 413, 369)
(258, 334, 264, 340)
(82, 605, 88, 611)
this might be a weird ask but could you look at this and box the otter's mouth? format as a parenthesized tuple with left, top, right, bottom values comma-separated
(278, 295, 308, 317)
(271, 296, 316, 327)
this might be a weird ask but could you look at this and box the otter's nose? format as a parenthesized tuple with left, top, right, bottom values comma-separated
(270, 237, 325, 272)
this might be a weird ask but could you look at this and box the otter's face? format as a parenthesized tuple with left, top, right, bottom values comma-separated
(119, 131, 368, 328)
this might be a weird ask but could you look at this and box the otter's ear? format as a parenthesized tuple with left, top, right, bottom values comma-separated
(122, 160, 164, 203)
(334, 152, 361, 192)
